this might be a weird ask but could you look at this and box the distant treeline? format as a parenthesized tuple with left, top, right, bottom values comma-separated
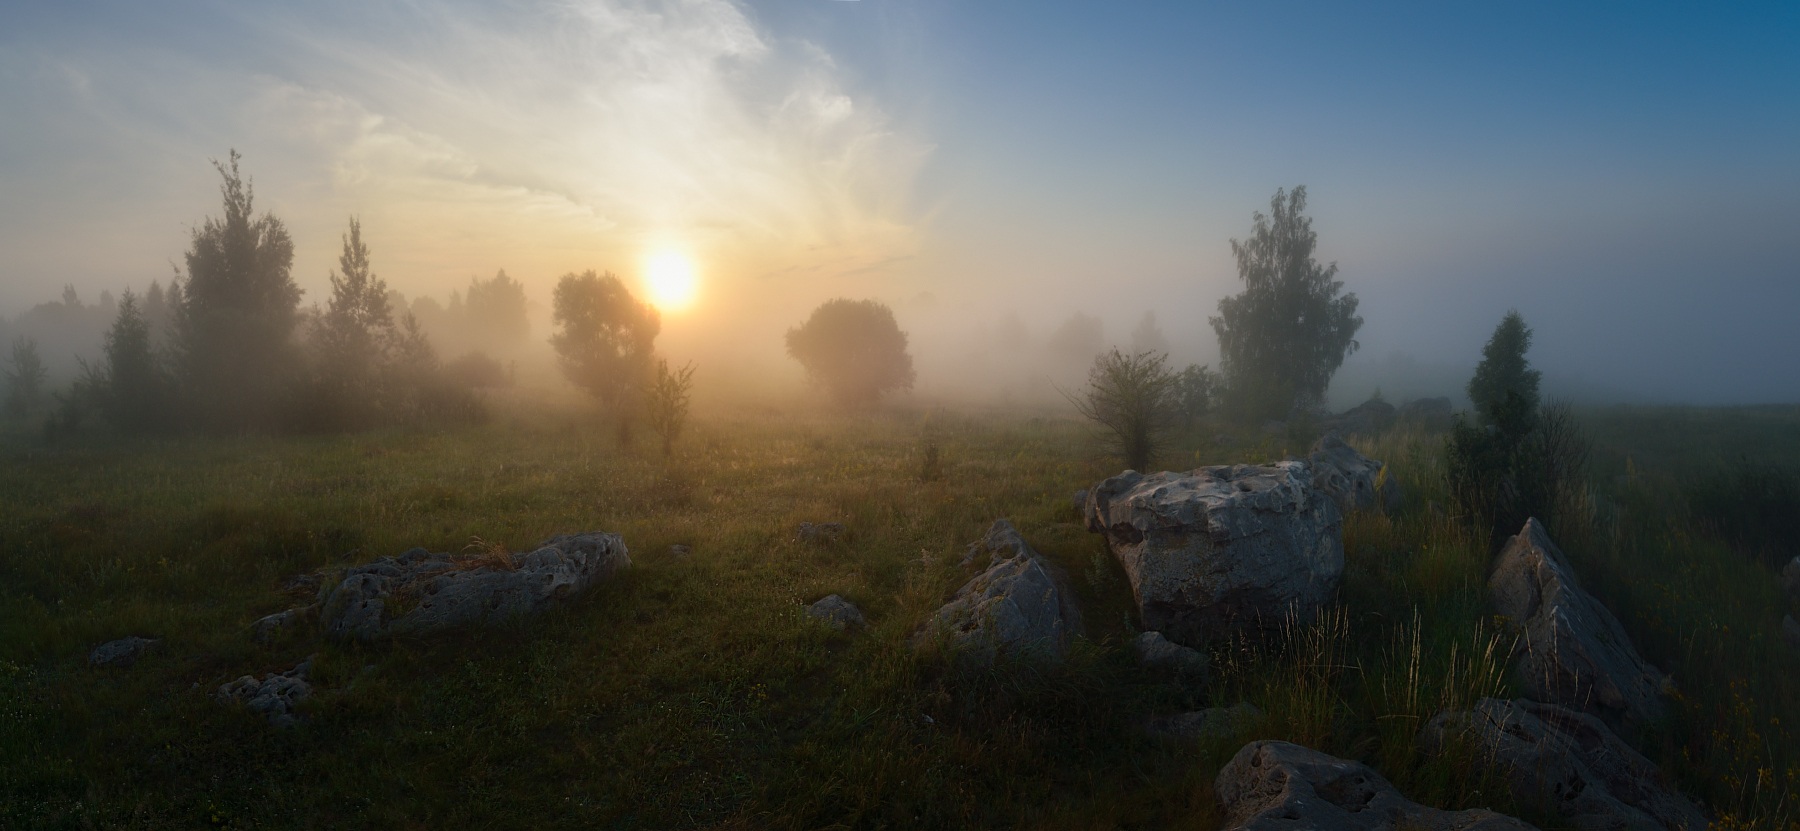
(1, 152, 534, 437)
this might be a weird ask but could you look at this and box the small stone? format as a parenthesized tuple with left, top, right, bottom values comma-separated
(669, 545, 692, 559)
(797, 522, 846, 543)
(89, 636, 159, 668)
(805, 595, 867, 631)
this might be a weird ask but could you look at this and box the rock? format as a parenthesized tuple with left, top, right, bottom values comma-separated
(1422, 698, 1706, 831)
(1071, 489, 1089, 515)
(1146, 702, 1260, 742)
(1131, 631, 1210, 677)
(1217, 740, 1538, 831)
(669, 544, 692, 559)
(797, 522, 846, 543)
(1309, 434, 1402, 514)
(1489, 519, 1668, 726)
(805, 594, 867, 631)
(1398, 397, 1455, 430)
(1783, 615, 1800, 653)
(914, 519, 1081, 667)
(1782, 557, 1800, 604)
(251, 605, 317, 643)
(1319, 398, 1397, 437)
(1085, 463, 1343, 642)
(277, 572, 325, 597)
(320, 532, 631, 641)
(88, 636, 159, 668)
(215, 654, 317, 728)
(960, 517, 1037, 567)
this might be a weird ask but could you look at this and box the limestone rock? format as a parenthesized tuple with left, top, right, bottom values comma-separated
(960, 518, 1037, 567)
(1422, 698, 1706, 831)
(1146, 702, 1260, 742)
(806, 595, 867, 631)
(1085, 463, 1344, 642)
(1131, 630, 1210, 677)
(1309, 435, 1402, 514)
(320, 532, 630, 641)
(251, 605, 317, 643)
(1320, 398, 1396, 437)
(1489, 519, 1667, 726)
(89, 636, 159, 668)
(914, 519, 1080, 667)
(1217, 740, 1538, 831)
(1071, 489, 1089, 515)
(215, 654, 316, 728)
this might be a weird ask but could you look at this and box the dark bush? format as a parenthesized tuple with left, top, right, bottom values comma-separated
(1688, 461, 1800, 569)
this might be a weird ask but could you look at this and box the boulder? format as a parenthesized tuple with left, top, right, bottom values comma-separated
(1145, 702, 1260, 742)
(1783, 615, 1800, 654)
(88, 636, 159, 668)
(797, 522, 846, 543)
(251, 605, 317, 643)
(1320, 398, 1397, 437)
(1071, 489, 1089, 515)
(1309, 435, 1402, 514)
(1422, 698, 1706, 831)
(914, 519, 1081, 667)
(320, 532, 630, 641)
(1782, 557, 1800, 605)
(805, 595, 867, 631)
(1398, 397, 1454, 430)
(1131, 630, 1210, 677)
(1216, 740, 1538, 831)
(1489, 519, 1668, 726)
(215, 654, 316, 728)
(1085, 463, 1343, 642)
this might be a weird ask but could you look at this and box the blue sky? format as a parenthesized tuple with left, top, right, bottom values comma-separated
(2, 1, 1796, 402)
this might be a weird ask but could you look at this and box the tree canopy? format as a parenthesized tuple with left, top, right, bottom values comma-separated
(785, 299, 915, 407)
(1210, 186, 1362, 420)
(550, 270, 660, 407)
(1467, 309, 1541, 429)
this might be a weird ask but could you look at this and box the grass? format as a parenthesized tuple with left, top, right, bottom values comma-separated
(0, 397, 1796, 829)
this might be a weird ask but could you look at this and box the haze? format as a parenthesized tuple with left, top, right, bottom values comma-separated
(3, 1, 1797, 406)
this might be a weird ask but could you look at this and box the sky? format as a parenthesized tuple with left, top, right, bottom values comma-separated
(2, 0, 1797, 404)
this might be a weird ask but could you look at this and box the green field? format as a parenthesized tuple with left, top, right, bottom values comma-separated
(2, 398, 1797, 829)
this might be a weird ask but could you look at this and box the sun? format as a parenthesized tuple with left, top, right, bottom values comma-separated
(643, 250, 699, 311)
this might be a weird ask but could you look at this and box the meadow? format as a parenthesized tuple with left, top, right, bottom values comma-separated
(1, 395, 1796, 830)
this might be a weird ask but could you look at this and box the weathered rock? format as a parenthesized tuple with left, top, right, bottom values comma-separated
(89, 636, 159, 668)
(1085, 463, 1344, 642)
(1398, 397, 1455, 430)
(1489, 519, 1667, 726)
(1782, 557, 1800, 605)
(1131, 630, 1210, 677)
(806, 594, 867, 631)
(1309, 435, 1402, 514)
(251, 605, 317, 643)
(215, 654, 316, 728)
(277, 572, 325, 597)
(914, 519, 1081, 667)
(1422, 698, 1706, 831)
(960, 518, 1037, 567)
(1783, 615, 1800, 653)
(1071, 489, 1089, 515)
(1146, 702, 1260, 742)
(1320, 398, 1397, 437)
(320, 532, 630, 641)
(797, 522, 846, 543)
(1217, 740, 1538, 831)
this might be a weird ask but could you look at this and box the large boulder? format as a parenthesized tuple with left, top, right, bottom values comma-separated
(1320, 398, 1397, 437)
(1085, 463, 1343, 642)
(913, 519, 1081, 667)
(1309, 435, 1403, 514)
(1398, 397, 1454, 430)
(320, 532, 630, 641)
(89, 636, 159, 668)
(1422, 698, 1706, 831)
(1489, 519, 1667, 726)
(1216, 740, 1538, 831)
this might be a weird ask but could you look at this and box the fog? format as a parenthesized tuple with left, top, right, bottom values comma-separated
(4, 1, 1797, 408)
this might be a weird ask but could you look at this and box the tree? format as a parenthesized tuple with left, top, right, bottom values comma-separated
(1466, 310, 1540, 430)
(1129, 311, 1169, 356)
(643, 358, 696, 456)
(1211, 186, 1362, 421)
(1068, 349, 1179, 472)
(96, 290, 173, 433)
(311, 217, 397, 428)
(4, 337, 47, 419)
(463, 270, 530, 355)
(551, 271, 660, 441)
(785, 299, 915, 407)
(175, 151, 301, 431)
(1171, 363, 1222, 423)
(1047, 312, 1104, 366)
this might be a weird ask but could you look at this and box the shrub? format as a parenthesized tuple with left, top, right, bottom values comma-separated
(784, 299, 915, 407)
(1068, 349, 1178, 471)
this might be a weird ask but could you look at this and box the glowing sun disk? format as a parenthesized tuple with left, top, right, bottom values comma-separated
(644, 250, 698, 311)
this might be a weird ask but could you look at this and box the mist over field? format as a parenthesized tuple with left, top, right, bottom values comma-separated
(5, 3, 1800, 830)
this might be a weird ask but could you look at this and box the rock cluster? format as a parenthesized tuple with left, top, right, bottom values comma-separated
(1085, 463, 1343, 642)
(1216, 740, 1537, 831)
(1489, 519, 1668, 726)
(1318, 398, 1396, 437)
(251, 605, 315, 642)
(1423, 698, 1706, 831)
(913, 519, 1081, 667)
(215, 655, 317, 728)
(89, 636, 159, 668)
(806, 594, 867, 631)
(1308, 435, 1402, 514)
(1145, 702, 1260, 742)
(320, 532, 630, 641)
